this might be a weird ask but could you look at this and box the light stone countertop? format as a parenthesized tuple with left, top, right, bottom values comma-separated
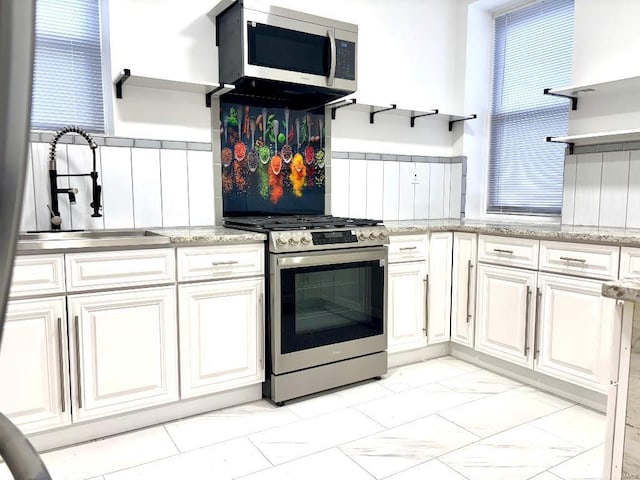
(384, 219, 640, 246)
(147, 226, 267, 244)
(602, 278, 640, 303)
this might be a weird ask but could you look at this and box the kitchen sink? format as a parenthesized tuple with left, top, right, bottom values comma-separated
(17, 229, 170, 251)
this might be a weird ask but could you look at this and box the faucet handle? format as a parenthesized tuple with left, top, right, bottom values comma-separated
(46, 205, 63, 227)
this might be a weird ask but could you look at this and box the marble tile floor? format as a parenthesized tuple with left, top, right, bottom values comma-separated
(0, 356, 607, 480)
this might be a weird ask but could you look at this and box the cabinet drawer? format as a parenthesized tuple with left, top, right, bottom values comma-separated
(620, 247, 640, 278)
(10, 254, 65, 297)
(388, 234, 429, 263)
(177, 244, 264, 281)
(478, 235, 539, 269)
(539, 241, 619, 280)
(66, 248, 175, 291)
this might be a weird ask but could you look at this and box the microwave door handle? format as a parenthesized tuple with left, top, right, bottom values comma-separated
(327, 29, 336, 86)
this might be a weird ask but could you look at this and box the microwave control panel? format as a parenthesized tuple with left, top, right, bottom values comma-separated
(335, 40, 356, 80)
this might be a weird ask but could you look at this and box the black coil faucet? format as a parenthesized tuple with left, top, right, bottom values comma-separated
(48, 126, 102, 230)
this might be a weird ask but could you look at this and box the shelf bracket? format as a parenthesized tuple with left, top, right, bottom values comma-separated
(114, 69, 131, 99)
(410, 109, 439, 127)
(544, 88, 578, 110)
(370, 104, 396, 124)
(205, 84, 235, 108)
(546, 136, 574, 154)
(330, 98, 357, 120)
(448, 114, 477, 132)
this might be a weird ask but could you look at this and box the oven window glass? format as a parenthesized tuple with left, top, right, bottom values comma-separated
(280, 260, 384, 354)
(247, 23, 330, 77)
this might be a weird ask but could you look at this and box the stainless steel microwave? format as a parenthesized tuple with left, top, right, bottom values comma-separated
(209, 0, 358, 108)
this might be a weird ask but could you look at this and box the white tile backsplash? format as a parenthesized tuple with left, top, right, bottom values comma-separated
(573, 152, 603, 226)
(627, 150, 640, 229)
(187, 150, 216, 227)
(20, 142, 464, 231)
(599, 150, 630, 228)
(101, 146, 134, 229)
(563, 148, 640, 228)
(131, 148, 162, 228)
(160, 149, 190, 227)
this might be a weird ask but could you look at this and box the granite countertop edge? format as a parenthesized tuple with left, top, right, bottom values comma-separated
(602, 279, 640, 303)
(146, 227, 267, 244)
(384, 220, 640, 247)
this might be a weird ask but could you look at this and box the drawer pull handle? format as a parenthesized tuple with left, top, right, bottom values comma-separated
(559, 256, 586, 263)
(211, 260, 239, 266)
(493, 248, 514, 255)
(399, 246, 417, 251)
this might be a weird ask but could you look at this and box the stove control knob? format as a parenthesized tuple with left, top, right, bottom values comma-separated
(378, 231, 388, 240)
(301, 232, 312, 245)
(275, 233, 290, 246)
(368, 232, 378, 240)
(289, 233, 302, 245)
(357, 232, 367, 241)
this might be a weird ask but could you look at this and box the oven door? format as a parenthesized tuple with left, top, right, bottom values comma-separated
(243, 8, 357, 92)
(270, 247, 387, 375)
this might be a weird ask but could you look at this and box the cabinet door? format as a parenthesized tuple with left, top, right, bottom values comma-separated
(68, 286, 179, 421)
(428, 232, 453, 344)
(475, 264, 536, 368)
(387, 261, 428, 353)
(535, 273, 615, 393)
(0, 297, 70, 433)
(451, 232, 477, 347)
(178, 278, 264, 399)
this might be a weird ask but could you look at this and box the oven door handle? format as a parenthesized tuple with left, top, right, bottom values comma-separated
(276, 248, 387, 269)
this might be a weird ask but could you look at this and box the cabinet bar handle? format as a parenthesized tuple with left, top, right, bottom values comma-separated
(534, 288, 542, 360)
(423, 274, 429, 336)
(57, 317, 65, 413)
(466, 261, 474, 323)
(559, 256, 586, 263)
(493, 248, 514, 254)
(212, 260, 239, 266)
(524, 286, 531, 356)
(399, 246, 417, 251)
(74, 315, 82, 409)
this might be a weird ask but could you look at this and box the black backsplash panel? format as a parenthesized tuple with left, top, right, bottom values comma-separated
(221, 101, 326, 216)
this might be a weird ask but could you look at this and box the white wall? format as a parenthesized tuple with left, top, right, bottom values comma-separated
(107, 0, 463, 143)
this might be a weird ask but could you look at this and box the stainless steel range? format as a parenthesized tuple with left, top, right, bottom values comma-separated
(224, 215, 388, 405)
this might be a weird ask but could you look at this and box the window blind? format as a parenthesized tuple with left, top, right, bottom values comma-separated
(31, 0, 105, 133)
(488, 0, 574, 215)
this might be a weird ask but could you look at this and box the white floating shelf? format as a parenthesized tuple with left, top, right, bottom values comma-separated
(113, 69, 234, 107)
(547, 75, 640, 97)
(547, 128, 640, 151)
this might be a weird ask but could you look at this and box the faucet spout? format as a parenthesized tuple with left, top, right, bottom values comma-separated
(48, 126, 102, 230)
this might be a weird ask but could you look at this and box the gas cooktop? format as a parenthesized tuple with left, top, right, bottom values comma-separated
(224, 215, 384, 232)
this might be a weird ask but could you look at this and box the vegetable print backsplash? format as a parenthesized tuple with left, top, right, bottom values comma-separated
(220, 101, 326, 216)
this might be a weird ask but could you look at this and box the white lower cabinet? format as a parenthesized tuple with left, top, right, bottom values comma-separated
(475, 263, 615, 393)
(427, 232, 453, 344)
(475, 264, 536, 369)
(387, 261, 428, 353)
(535, 273, 615, 392)
(67, 286, 179, 422)
(0, 297, 71, 433)
(178, 277, 264, 398)
(451, 232, 477, 347)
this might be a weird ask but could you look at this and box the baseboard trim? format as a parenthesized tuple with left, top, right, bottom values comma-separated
(388, 343, 450, 368)
(450, 344, 607, 412)
(26, 384, 262, 453)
